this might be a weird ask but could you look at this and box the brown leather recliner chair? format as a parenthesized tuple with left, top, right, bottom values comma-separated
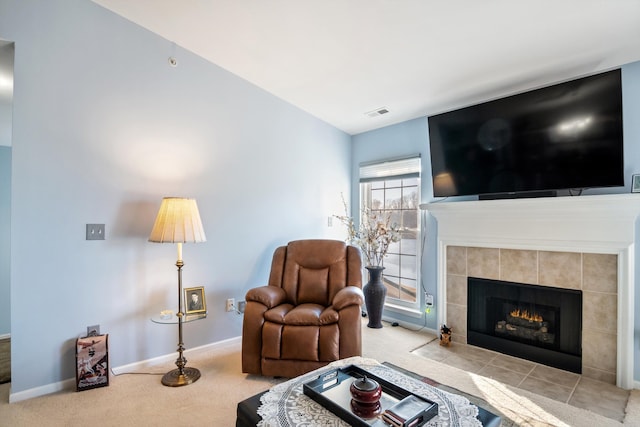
(242, 239, 364, 378)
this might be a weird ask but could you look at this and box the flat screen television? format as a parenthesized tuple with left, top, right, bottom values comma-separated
(428, 69, 624, 199)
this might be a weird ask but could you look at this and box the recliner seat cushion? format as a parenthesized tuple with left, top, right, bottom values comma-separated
(263, 303, 339, 326)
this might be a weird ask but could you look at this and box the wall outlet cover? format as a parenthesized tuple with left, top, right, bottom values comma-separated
(425, 293, 434, 306)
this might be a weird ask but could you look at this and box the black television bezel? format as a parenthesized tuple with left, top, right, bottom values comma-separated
(427, 69, 624, 199)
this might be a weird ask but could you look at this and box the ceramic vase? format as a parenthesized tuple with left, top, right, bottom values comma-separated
(363, 266, 386, 328)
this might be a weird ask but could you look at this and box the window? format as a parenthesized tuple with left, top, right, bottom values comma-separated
(360, 157, 421, 307)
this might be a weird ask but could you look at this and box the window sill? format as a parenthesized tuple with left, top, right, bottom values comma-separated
(383, 302, 423, 318)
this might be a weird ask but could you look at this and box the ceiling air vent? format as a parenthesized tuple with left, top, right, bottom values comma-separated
(365, 107, 390, 118)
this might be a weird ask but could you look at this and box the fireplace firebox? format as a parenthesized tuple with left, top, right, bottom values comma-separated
(467, 277, 582, 373)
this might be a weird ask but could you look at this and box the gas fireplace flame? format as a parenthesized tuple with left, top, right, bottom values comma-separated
(510, 309, 543, 323)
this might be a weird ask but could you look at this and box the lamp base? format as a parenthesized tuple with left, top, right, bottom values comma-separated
(161, 367, 201, 387)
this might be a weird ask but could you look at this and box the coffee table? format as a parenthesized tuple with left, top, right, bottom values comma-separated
(236, 357, 501, 426)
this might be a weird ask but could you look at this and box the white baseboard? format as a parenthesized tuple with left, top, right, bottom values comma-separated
(9, 378, 76, 403)
(112, 336, 241, 374)
(9, 336, 242, 403)
(0, 333, 10, 340)
(383, 303, 424, 319)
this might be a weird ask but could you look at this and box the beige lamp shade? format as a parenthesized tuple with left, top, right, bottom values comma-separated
(149, 197, 207, 244)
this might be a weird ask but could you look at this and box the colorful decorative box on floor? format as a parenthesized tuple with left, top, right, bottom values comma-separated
(302, 365, 438, 426)
(75, 333, 109, 392)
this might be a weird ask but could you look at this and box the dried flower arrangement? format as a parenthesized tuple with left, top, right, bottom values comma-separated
(335, 195, 401, 267)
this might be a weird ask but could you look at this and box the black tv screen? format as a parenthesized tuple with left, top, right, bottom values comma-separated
(428, 69, 624, 198)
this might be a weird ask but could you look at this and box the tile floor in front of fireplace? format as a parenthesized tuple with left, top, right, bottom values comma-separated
(412, 339, 629, 422)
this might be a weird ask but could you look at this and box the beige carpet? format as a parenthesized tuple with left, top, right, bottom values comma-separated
(0, 339, 282, 426)
(0, 320, 638, 426)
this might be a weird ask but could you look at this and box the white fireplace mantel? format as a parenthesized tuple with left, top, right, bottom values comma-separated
(420, 193, 640, 389)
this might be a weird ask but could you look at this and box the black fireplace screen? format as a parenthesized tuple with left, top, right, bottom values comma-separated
(467, 277, 582, 373)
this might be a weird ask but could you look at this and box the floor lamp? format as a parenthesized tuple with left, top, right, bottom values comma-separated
(149, 197, 207, 387)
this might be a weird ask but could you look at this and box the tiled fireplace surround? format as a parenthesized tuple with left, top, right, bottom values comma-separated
(445, 245, 617, 383)
(422, 194, 640, 389)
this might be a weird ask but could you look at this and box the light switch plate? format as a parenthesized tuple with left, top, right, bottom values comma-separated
(86, 224, 105, 240)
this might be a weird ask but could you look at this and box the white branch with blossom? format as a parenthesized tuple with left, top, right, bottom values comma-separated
(334, 195, 401, 267)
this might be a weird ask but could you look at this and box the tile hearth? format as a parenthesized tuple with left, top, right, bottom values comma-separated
(412, 339, 629, 422)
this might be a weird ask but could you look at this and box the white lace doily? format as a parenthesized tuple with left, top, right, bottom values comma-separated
(257, 357, 481, 427)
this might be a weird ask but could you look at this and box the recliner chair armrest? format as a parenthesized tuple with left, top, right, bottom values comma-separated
(332, 286, 364, 311)
(245, 286, 287, 309)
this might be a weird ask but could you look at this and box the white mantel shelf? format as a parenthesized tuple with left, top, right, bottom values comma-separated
(420, 194, 640, 252)
(420, 193, 640, 389)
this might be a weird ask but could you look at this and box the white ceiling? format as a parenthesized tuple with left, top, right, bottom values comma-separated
(92, 0, 640, 135)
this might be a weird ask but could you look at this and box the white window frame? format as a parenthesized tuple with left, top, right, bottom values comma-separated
(359, 156, 421, 312)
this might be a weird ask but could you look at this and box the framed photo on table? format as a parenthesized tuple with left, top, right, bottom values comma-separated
(184, 286, 207, 315)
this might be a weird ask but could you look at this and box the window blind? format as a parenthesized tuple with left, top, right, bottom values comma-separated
(359, 156, 421, 183)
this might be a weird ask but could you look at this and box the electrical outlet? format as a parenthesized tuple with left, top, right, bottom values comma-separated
(226, 298, 235, 312)
(327, 216, 333, 227)
(86, 224, 105, 240)
(425, 293, 434, 307)
(86, 324, 100, 336)
(237, 300, 246, 313)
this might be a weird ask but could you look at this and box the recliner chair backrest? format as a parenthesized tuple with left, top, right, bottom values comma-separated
(267, 239, 362, 306)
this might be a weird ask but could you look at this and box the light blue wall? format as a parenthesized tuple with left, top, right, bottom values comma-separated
(1, 0, 351, 394)
(0, 146, 9, 335)
(352, 61, 640, 378)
